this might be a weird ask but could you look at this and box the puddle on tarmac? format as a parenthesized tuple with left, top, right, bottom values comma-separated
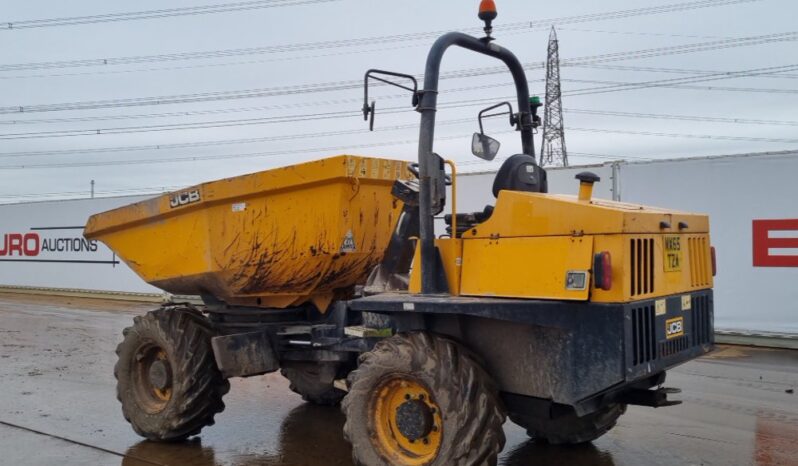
(118, 402, 624, 466)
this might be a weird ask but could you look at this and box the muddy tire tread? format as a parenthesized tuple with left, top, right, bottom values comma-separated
(281, 362, 346, 406)
(510, 404, 626, 445)
(342, 332, 506, 466)
(114, 306, 229, 442)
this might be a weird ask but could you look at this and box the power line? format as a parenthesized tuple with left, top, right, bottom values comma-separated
(565, 64, 798, 96)
(570, 127, 798, 144)
(0, 0, 760, 71)
(569, 78, 798, 94)
(0, 117, 476, 159)
(557, 26, 732, 41)
(3, 71, 797, 141)
(565, 77, 798, 94)
(568, 63, 798, 80)
(564, 108, 798, 127)
(0, 133, 468, 170)
(3, 69, 797, 127)
(0, 185, 182, 200)
(0, 127, 661, 171)
(1, 122, 795, 170)
(0, 42, 429, 81)
(0, 75, 795, 151)
(1, 0, 340, 31)
(2, 60, 796, 140)
(0, 87, 532, 141)
(0, 80, 363, 115)
(2, 30, 795, 116)
(0, 76, 518, 115)
(0, 98, 370, 126)
(0, 109, 363, 140)
(559, 31, 798, 67)
(569, 151, 653, 161)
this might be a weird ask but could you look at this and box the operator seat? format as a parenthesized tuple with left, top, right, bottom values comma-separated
(491, 154, 547, 197)
(445, 154, 547, 236)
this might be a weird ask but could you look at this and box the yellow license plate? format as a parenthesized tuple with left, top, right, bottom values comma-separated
(664, 235, 682, 272)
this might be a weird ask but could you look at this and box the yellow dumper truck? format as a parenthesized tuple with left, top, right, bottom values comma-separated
(85, 3, 715, 465)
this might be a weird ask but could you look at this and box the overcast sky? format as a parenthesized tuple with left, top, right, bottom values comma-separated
(0, 0, 795, 203)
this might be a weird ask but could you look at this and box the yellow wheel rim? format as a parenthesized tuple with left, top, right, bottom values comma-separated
(371, 376, 443, 466)
(133, 345, 173, 413)
(151, 350, 173, 402)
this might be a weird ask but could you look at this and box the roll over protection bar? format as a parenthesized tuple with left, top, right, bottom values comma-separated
(416, 32, 545, 294)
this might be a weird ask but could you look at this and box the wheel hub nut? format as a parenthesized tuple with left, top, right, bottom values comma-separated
(149, 360, 172, 390)
(395, 399, 434, 441)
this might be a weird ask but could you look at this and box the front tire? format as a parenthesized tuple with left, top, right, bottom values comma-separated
(342, 332, 506, 466)
(115, 306, 229, 441)
(510, 403, 626, 445)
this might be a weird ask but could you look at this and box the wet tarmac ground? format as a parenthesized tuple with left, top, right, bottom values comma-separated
(0, 293, 796, 466)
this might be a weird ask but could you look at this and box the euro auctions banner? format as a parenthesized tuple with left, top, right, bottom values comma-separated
(0, 196, 161, 294)
(0, 227, 109, 263)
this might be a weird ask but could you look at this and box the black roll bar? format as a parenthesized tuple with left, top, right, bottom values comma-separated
(416, 32, 540, 294)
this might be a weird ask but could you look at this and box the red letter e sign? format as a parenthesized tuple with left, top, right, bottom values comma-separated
(753, 219, 798, 267)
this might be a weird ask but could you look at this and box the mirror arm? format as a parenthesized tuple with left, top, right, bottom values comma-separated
(477, 101, 516, 134)
(363, 69, 420, 131)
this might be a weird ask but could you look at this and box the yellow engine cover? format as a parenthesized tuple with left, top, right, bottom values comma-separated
(412, 190, 713, 303)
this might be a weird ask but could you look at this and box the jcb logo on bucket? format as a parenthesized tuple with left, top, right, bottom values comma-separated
(169, 190, 201, 208)
(665, 317, 684, 339)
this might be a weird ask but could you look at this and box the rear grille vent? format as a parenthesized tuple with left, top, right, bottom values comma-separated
(630, 238, 655, 296)
(660, 336, 690, 357)
(688, 237, 711, 287)
(692, 294, 712, 346)
(631, 305, 657, 366)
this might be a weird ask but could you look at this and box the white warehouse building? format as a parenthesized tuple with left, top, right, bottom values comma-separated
(1, 150, 796, 337)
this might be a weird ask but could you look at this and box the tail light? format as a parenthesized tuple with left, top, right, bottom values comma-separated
(711, 246, 717, 276)
(593, 251, 612, 291)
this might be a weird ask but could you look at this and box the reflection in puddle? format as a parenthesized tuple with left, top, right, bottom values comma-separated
(501, 440, 616, 466)
(121, 402, 626, 466)
(122, 403, 352, 466)
(123, 438, 219, 466)
(120, 400, 624, 466)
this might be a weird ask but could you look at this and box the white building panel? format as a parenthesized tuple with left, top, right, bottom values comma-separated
(618, 152, 798, 333)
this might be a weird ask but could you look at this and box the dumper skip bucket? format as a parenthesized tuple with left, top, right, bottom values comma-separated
(84, 155, 410, 311)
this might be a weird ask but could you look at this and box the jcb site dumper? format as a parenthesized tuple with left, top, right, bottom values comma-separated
(85, 3, 715, 465)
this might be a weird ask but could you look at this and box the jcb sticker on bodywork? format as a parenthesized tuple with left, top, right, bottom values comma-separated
(666, 317, 684, 339)
(169, 189, 201, 209)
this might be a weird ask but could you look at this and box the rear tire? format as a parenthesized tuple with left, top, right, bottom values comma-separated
(510, 404, 626, 445)
(115, 306, 229, 441)
(281, 361, 346, 406)
(342, 332, 506, 466)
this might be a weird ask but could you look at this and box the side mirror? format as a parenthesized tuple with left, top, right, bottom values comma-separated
(471, 133, 500, 161)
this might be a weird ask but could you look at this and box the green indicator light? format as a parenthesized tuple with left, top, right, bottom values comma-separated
(530, 96, 541, 105)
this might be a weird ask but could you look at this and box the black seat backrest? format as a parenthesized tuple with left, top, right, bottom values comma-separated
(492, 154, 548, 198)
